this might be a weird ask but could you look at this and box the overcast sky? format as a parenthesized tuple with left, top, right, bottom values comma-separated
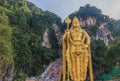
(27, 0, 120, 21)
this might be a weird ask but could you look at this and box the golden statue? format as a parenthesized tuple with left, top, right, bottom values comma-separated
(62, 17, 94, 81)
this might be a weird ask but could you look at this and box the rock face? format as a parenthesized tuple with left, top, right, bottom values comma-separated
(80, 17, 96, 27)
(52, 23, 62, 57)
(79, 17, 114, 45)
(0, 66, 15, 81)
(42, 28, 51, 48)
(52, 23, 62, 44)
(42, 23, 62, 49)
(41, 23, 62, 57)
(96, 23, 114, 46)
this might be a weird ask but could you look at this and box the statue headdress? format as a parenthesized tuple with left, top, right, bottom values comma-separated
(70, 16, 82, 31)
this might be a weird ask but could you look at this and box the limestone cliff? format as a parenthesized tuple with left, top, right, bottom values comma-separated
(79, 17, 114, 45)
(41, 23, 61, 48)
(0, 67, 15, 81)
(52, 23, 62, 57)
(41, 23, 62, 56)
(42, 28, 51, 48)
(52, 23, 62, 45)
(96, 23, 114, 46)
(68, 4, 120, 45)
(80, 17, 96, 27)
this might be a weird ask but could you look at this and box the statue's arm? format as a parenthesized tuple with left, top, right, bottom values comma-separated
(82, 29, 90, 48)
(84, 30, 90, 45)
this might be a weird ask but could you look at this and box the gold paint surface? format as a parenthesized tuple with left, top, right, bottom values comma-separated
(62, 17, 94, 81)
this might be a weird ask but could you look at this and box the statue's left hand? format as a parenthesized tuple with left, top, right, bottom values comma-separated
(84, 45, 88, 48)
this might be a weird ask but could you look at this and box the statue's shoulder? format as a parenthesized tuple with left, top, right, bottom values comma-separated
(82, 29, 87, 33)
(81, 29, 85, 33)
(82, 29, 85, 32)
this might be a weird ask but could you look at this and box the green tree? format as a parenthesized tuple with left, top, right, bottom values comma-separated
(91, 40, 108, 75)
(14, 73, 27, 81)
(0, 0, 62, 78)
(69, 4, 103, 21)
(13, 27, 34, 76)
(0, 14, 14, 77)
(105, 37, 120, 71)
(0, 24, 14, 76)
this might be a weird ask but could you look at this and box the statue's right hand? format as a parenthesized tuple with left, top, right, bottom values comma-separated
(65, 30, 70, 35)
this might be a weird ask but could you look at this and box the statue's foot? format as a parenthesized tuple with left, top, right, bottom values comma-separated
(74, 78, 77, 81)
(67, 79, 70, 81)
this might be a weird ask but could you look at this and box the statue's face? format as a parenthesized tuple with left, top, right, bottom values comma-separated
(70, 29, 82, 42)
(73, 22, 79, 28)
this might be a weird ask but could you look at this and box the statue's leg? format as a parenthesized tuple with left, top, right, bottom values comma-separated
(80, 54, 85, 81)
(71, 53, 77, 81)
(77, 56, 80, 81)
(83, 53, 89, 80)
(70, 54, 73, 80)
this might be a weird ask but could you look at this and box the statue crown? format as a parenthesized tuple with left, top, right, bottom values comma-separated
(71, 16, 81, 29)
(72, 16, 79, 23)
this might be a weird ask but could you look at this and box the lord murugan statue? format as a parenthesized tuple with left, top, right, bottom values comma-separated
(62, 17, 94, 81)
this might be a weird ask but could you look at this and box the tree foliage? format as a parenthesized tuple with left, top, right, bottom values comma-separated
(0, 14, 14, 77)
(105, 37, 120, 71)
(69, 4, 106, 22)
(91, 40, 108, 74)
(0, 0, 62, 79)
